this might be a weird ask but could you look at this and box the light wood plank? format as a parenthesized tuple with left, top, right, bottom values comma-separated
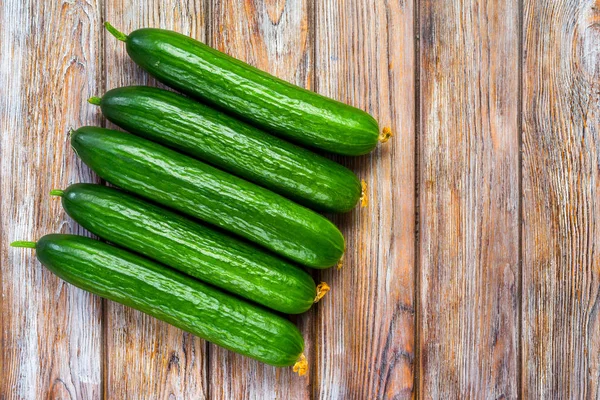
(206, 1, 314, 398)
(102, 2, 208, 398)
(522, 0, 600, 398)
(314, 1, 415, 398)
(0, 0, 103, 398)
(418, 0, 520, 398)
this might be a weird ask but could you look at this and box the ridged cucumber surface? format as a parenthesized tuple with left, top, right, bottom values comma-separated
(70, 126, 345, 269)
(55, 183, 318, 314)
(11, 234, 305, 367)
(104, 23, 382, 156)
(91, 86, 361, 213)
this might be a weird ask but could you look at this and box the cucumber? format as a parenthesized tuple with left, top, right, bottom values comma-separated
(70, 126, 344, 269)
(11, 235, 307, 369)
(53, 183, 320, 314)
(104, 23, 384, 156)
(89, 86, 361, 213)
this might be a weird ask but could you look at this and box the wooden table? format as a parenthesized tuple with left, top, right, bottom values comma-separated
(1, 0, 599, 398)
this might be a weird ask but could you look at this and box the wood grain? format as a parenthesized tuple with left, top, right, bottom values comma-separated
(102, 1, 208, 398)
(418, 0, 520, 398)
(522, 0, 600, 398)
(0, 0, 103, 398)
(3, 0, 600, 398)
(206, 1, 314, 398)
(314, 1, 415, 398)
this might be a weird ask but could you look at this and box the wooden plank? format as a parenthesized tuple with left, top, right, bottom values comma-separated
(0, 0, 103, 398)
(314, 1, 415, 398)
(418, 0, 520, 398)
(206, 1, 314, 398)
(102, 2, 208, 398)
(522, 0, 600, 398)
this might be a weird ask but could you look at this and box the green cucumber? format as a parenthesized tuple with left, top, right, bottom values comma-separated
(53, 183, 321, 314)
(11, 235, 307, 369)
(104, 23, 386, 156)
(70, 126, 344, 269)
(89, 86, 361, 213)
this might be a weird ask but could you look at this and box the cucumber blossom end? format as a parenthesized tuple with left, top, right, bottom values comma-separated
(293, 354, 308, 376)
(313, 282, 330, 303)
(379, 126, 393, 143)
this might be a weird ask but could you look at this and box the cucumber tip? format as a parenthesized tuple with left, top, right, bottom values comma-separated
(104, 22, 128, 42)
(379, 127, 393, 143)
(50, 189, 65, 197)
(314, 282, 330, 303)
(360, 180, 368, 208)
(10, 241, 36, 248)
(88, 96, 102, 106)
(293, 354, 308, 376)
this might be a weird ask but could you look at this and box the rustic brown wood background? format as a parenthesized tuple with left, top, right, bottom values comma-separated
(1, 0, 599, 398)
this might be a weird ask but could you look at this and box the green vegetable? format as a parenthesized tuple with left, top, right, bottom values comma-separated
(70, 126, 344, 269)
(89, 86, 361, 213)
(11, 234, 307, 369)
(53, 183, 323, 314)
(104, 22, 386, 156)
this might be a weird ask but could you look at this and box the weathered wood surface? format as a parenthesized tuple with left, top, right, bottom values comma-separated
(1, 0, 600, 399)
(102, 1, 208, 399)
(314, 0, 415, 398)
(206, 1, 314, 399)
(418, 0, 520, 398)
(522, 0, 600, 398)
(0, 0, 104, 398)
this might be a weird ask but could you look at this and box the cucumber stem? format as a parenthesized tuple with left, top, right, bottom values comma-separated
(336, 258, 343, 270)
(50, 189, 65, 197)
(104, 22, 128, 42)
(379, 126, 393, 143)
(360, 180, 368, 208)
(88, 96, 102, 106)
(314, 282, 330, 303)
(292, 354, 308, 376)
(11, 241, 36, 248)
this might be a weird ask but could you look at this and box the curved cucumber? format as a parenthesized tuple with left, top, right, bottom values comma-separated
(11, 234, 305, 368)
(104, 23, 381, 156)
(55, 183, 317, 314)
(70, 126, 344, 269)
(91, 86, 361, 213)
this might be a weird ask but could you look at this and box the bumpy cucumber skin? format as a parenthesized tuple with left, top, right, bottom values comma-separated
(61, 183, 316, 314)
(98, 86, 361, 213)
(35, 234, 304, 367)
(124, 28, 379, 156)
(71, 127, 345, 269)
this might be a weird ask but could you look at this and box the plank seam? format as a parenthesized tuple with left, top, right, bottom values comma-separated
(204, 0, 211, 48)
(517, 0, 524, 397)
(413, 0, 421, 397)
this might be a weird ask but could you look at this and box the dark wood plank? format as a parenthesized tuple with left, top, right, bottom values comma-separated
(418, 0, 520, 398)
(102, 2, 208, 398)
(522, 0, 600, 398)
(0, 0, 103, 398)
(206, 1, 314, 398)
(314, 0, 416, 398)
